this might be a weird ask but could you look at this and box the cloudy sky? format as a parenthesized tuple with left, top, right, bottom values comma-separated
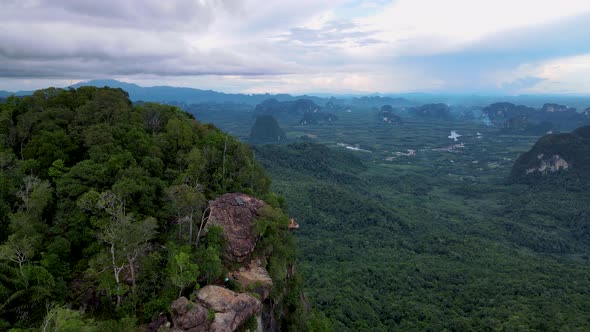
(2, 0, 590, 94)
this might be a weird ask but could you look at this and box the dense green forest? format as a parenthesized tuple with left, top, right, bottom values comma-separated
(254, 136, 590, 330)
(189, 98, 590, 330)
(0, 87, 323, 331)
(2, 86, 589, 331)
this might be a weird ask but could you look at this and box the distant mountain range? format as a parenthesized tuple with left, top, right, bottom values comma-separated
(1, 79, 325, 105)
(69, 80, 313, 105)
(2, 79, 590, 108)
(67, 80, 417, 107)
(0, 90, 32, 98)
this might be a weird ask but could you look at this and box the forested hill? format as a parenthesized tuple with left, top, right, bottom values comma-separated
(0, 87, 326, 331)
(510, 125, 590, 188)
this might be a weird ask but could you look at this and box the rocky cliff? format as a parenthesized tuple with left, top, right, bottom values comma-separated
(207, 193, 266, 263)
(161, 193, 304, 332)
(169, 286, 262, 332)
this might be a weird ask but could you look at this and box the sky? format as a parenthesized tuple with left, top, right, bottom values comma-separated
(1, 0, 590, 95)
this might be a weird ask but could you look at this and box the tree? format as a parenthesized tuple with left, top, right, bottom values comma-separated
(96, 192, 157, 305)
(41, 306, 91, 332)
(123, 216, 157, 293)
(168, 248, 199, 297)
(197, 225, 224, 284)
(198, 247, 223, 285)
(166, 184, 205, 245)
(16, 175, 52, 218)
(0, 234, 34, 278)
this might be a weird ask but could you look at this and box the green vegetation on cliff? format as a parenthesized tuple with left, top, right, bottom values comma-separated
(0, 87, 319, 331)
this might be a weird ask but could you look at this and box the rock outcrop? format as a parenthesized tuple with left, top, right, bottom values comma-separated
(171, 297, 210, 331)
(207, 193, 266, 263)
(171, 286, 263, 332)
(197, 285, 262, 332)
(169, 192, 303, 332)
(231, 258, 273, 301)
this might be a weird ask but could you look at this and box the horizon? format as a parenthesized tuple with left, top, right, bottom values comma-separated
(2, 1, 590, 94)
(3, 79, 590, 100)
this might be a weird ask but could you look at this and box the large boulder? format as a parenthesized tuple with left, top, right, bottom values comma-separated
(197, 285, 262, 332)
(207, 193, 266, 263)
(231, 258, 273, 301)
(171, 297, 210, 331)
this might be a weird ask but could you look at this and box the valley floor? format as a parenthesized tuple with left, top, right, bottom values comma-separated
(203, 111, 590, 330)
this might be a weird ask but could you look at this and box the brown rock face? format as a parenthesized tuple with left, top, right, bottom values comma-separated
(231, 258, 273, 301)
(197, 285, 262, 332)
(171, 297, 210, 331)
(207, 193, 266, 263)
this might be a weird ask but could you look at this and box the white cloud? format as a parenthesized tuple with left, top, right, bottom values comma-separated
(361, 0, 590, 56)
(495, 54, 590, 94)
(1, 0, 590, 94)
